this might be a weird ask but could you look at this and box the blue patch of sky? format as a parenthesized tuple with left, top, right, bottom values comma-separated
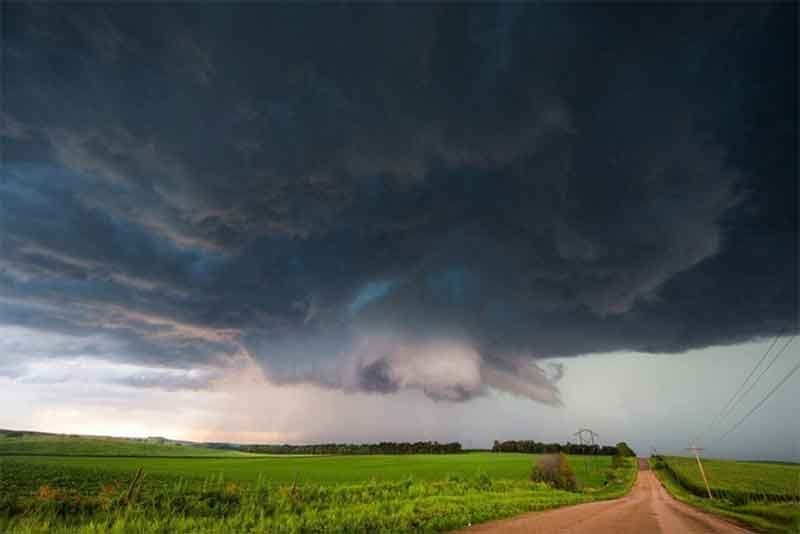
(348, 280, 394, 314)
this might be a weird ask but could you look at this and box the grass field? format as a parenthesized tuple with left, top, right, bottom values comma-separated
(0, 453, 618, 495)
(662, 455, 800, 502)
(651, 456, 800, 533)
(0, 431, 249, 458)
(0, 434, 636, 533)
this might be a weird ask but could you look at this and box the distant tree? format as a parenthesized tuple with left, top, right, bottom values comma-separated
(238, 441, 463, 455)
(491, 440, 618, 456)
(615, 442, 636, 457)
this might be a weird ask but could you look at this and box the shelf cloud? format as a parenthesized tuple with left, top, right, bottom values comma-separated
(1, 3, 796, 404)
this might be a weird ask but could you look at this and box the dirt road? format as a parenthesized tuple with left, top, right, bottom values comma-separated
(456, 459, 753, 534)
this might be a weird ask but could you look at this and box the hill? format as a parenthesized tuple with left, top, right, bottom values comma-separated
(0, 429, 250, 457)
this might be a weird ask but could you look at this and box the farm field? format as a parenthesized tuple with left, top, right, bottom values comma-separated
(0, 453, 618, 494)
(0, 431, 248, 458)
(651, 456, 800, 533)
(0, 435, 636, 533)
(662, 455, 800, 502)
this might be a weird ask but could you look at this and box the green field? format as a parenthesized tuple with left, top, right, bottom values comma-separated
(0, 453, 618, 495)
(0, 434, 636, 533)
(651, 456, 800, 533)
(0, 431, 249, 458)
(662, 455, 800, 502)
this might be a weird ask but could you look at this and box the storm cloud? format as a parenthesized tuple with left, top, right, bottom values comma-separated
(1, 4, 796, 404)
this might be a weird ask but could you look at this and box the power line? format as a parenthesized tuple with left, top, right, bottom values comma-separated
(713, 335, 798, 443)
(717, 334, 796, 424)
(705, 328, 785, 439)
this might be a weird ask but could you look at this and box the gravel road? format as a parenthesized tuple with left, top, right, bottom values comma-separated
(455, 459, 753, 534)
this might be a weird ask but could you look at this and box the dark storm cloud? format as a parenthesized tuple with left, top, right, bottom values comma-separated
(1, 3, 796, 402)
(359, 359, 400, 395)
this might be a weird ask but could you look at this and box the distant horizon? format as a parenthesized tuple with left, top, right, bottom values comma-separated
(4, 338, 798, 463)
(6, 426, 800, 466)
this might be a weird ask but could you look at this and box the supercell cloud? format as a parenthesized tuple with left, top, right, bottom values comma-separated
(1, 4, 796, 404)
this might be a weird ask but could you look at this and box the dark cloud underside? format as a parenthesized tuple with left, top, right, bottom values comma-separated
(1, 3, 796, 401)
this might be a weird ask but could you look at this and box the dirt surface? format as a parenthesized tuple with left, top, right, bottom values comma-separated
(455, 458, 753, 534)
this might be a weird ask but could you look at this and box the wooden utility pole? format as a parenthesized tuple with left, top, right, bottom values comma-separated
(687, 446, 713, 499)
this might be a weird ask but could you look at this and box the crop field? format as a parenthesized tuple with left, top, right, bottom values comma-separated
(661, 455, 800, 502)
(0, 435, 636, 533)
(0, 453, 619, 496)
(652, 456, 800, 533)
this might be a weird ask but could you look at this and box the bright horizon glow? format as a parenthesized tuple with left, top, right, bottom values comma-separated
(2, 337, 797, 461)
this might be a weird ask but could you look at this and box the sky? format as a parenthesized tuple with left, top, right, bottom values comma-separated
(1, 3, 797, 460)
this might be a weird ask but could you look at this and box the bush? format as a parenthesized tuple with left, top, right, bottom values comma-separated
(530, 453, 577, 491)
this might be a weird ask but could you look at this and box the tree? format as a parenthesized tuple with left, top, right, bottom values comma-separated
(238, 441, 464, 455)
(615, 442, 636, 457)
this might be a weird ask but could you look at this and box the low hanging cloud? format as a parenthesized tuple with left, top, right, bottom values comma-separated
(1, 4, 796, 404)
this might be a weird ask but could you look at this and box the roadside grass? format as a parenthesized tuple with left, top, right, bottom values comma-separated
(650, 456, 800, 533)
(0, 455, 637, 533)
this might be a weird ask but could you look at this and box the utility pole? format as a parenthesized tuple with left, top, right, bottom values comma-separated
(687, 446, 713, 499)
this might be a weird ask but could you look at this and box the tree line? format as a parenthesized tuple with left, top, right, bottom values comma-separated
(492, 440, 636, 456)
(236, 439, 636, 456)
(239, 441, 463, 455)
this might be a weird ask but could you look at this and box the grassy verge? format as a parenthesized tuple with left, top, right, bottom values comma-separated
(650, 457, 800, 533)
(0, 456, 637, 533)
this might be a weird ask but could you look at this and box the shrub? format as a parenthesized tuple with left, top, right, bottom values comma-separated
(530, 453, 577, 491)
(650, 456, 666, 470)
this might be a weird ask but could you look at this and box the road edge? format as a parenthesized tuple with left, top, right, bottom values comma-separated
(648, 458, 776, 533)
(452, 456, 641, 533)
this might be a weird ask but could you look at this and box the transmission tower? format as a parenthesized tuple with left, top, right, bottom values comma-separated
(573, 428, 599, 473)
(573, 428, 599, 447)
